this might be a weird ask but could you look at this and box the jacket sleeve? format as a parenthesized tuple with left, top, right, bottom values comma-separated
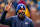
(1, 11, 12, 26)
(1, 11, 16, 27)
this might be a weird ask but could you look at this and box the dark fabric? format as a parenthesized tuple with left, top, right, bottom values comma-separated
(1, 11, 34, 27)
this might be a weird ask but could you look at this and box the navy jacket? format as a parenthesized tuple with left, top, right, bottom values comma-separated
(1, 11, 34, 27)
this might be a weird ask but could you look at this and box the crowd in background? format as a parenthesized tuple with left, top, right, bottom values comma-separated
(0, 0, 40, 27)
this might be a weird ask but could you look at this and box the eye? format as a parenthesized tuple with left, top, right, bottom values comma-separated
(19, 8, 25, 10)
(19, 9, 22, 10)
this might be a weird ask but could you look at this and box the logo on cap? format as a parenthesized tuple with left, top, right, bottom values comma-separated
(20, 5, 23, 8)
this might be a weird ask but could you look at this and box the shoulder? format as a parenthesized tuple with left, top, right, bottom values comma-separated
(25, 16, 34, 25)
(25, 16, 32, 22)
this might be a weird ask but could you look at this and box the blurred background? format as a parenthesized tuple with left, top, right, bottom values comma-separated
(0, 0, 40, 27)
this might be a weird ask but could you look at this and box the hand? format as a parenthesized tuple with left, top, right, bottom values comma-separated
(5, 2, 12, 11)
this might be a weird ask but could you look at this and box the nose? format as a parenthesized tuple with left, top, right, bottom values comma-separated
(21, 10, 24, 13)
(22, 9, 25, 12)
(22, 9, 23, 12)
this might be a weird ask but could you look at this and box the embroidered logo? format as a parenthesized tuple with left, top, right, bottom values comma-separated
(25, 22, 28, 24)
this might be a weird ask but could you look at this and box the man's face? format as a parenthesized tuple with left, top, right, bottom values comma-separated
(17, 8, 25, 17)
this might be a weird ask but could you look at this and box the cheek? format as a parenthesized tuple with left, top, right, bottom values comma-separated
(23, 10, 25, 12)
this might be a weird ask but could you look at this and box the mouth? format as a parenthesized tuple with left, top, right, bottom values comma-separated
(18, 12, 25, 18)
(21, 12, 25, 15)
(19, 12, 25, 15)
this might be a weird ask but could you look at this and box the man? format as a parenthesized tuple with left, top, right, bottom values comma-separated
(1, 2, 34, 27)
